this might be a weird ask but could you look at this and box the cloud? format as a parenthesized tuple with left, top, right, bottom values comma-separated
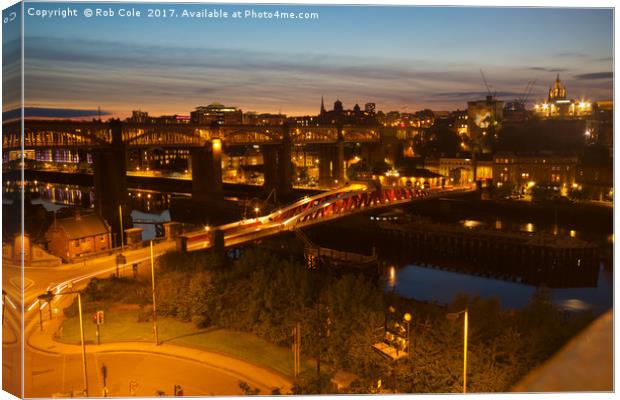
(434, 91, 524, 98)
(23, 36, 481, 113)
(21, 36, 613, 115)
(574, 72, 613, 80)
(3, 107, 111, 120)
(554, 52, 588, 58)
(528, 67, 568, 73)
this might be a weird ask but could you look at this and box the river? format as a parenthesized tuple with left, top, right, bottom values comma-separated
(13, 180, 614, 314)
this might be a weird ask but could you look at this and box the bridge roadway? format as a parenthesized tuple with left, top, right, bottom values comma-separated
(182, 182, 474, 252)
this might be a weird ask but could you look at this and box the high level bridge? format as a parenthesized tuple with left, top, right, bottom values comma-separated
(3, 119, 382, 243)
(180, 181, 474, 252)
(3, 120, 379, 150)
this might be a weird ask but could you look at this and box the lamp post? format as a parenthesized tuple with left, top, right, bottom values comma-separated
(77, 292, 89, 397)
(446, 309, 468, 394)
(118, 205, 125, 251)
(116, 205, 126, 278)
(37, 292, 54, 331)
(150, 241, 160, 345)
(38, 289, 89, 396)
(254, 207, 260, 220)
(403, 312, 412, 355)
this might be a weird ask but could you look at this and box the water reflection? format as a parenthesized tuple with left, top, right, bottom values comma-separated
(10, 182, 180, 241)
(388, 263, 612, 313)
(388, 265, 397, 288)
(460, 219, 483, 229)
(522, 222, 535, 233)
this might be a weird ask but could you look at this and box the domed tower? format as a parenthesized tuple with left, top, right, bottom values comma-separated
(333, 99, 344, 113)
(548, 74, 566, 101)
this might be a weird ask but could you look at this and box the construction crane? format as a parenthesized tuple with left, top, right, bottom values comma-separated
(519, 79, 537, 107)
(508, 79, 538, 111)
(480, 69, 496, 99)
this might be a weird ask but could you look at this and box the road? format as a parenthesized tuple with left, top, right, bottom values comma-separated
(3, 241, 175, 397)
(3, 239, 290, 397)
(25, 349, 279, 397)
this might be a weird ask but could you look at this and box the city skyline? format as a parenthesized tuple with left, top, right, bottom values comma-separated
(10, 4, 613, 119)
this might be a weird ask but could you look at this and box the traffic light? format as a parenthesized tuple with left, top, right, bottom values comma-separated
(93, 310, 105, 324)
(37, 290, 55, 303)
(173, 385, 183, 396)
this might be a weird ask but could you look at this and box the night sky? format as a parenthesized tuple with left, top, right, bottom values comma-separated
(14, 3, 614, 118)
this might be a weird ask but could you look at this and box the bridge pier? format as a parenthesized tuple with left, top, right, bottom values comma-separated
(333, 137, 345, 183)
(278, 125, 293, 196)
(263, 145, 279, 193)
(92, 120, 131, 246)
(361, 142, 381, 167)
(318, 142, 345, 186)
(190, 139, 223, 201)
(318, 146, 333, 186)
(262, 124, 293, 197)
(212, 229, 225, 255)
(77, 148, 89, 171)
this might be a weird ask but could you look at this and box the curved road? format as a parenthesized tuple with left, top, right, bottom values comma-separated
(3, 241, 291, 397)
(26, 350, 283, 397)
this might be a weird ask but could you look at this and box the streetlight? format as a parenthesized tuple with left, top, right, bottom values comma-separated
(403, 312, 412, 355)
(37, 292, 54, 332)
(38, 289, 89, 397)
(254, 207, 260, 220)
(446, 309, 468, 394)
(150, 241, 160, 345)
(116, 205, 126, 277)
(118, 205, 125, 251)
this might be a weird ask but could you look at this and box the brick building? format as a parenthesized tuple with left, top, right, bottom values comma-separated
(46, 213, 111, 262)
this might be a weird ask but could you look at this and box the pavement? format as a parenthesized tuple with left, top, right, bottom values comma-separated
(26, 317, 291, 397)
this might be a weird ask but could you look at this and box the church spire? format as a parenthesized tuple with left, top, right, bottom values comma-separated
(320, 96, 326, 114)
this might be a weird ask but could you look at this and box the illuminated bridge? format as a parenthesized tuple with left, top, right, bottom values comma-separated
(3, 119, 383, 244)
(180, 182, 474, 252)
(2, 120, 379, 150)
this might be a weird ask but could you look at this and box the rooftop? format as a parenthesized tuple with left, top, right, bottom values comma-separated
(50, 213, 110, 239)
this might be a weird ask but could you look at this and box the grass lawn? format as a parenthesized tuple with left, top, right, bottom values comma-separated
(57, 310, 312, 378)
